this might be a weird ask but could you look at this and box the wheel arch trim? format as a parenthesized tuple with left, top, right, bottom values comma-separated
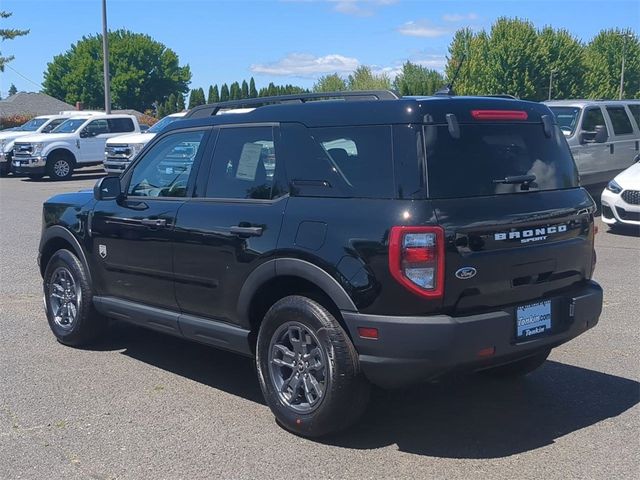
(40, 225, 92, 284)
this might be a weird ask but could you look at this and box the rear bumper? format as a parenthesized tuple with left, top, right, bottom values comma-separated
(342, 281, 602, 388)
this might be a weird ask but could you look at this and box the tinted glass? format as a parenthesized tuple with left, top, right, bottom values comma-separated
(549, 107, 580, 135)
(52, 118, 86, 133)
(19, 118, 48, 131)
(148, 115, 181, 133)
(582, 108, 607, 132)
(85, 119, 109, 135)
(311, 126, 394, 198)
(128, 130, 205, 198)
(108, 118, 135, 133)
(606, 106, 633, 135)
(628, 105, 640, 128)
(205, 127, 277, 200)
(41, 118, 66, 133)
(424, 123, 578, 199)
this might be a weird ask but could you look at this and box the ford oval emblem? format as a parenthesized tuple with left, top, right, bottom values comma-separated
(455, 267, 477, 280)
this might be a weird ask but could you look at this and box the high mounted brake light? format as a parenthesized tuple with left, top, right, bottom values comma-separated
(389, 226, 445, 299)
(471, 110, 528, 121)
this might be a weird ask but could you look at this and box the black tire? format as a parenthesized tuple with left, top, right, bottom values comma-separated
(43, 249, 107, 347)
(256, 295, 370, 438)
(46, 152, 74, 180)
(481, 349, 551, 378)
(0, 162, 9, 177)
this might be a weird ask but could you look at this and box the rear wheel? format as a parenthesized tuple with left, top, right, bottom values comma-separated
(256, 295, 370, 437)
(43, 249, 107, 346)
(481, 349, 550, 378)
(47, 153, 74, 180)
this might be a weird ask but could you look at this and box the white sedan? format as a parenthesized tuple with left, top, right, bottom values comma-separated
(601, 158, 640, 230)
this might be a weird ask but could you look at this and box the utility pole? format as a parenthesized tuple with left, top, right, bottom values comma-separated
(102, 0, 111, 113)
(548, 70, 556, 101)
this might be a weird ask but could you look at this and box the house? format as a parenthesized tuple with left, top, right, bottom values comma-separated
(0, 92, 75, 117)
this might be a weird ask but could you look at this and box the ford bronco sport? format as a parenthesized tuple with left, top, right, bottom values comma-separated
(38, 91, 603, 437)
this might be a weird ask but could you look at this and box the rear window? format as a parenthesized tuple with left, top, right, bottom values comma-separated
(424, 123, 578, 199)
(606, 106, 633, 135)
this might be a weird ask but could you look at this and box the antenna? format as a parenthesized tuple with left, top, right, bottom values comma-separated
(434, 53, 466, 96)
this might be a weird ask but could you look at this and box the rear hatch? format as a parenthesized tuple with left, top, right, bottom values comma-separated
(424, 106, 596, 314)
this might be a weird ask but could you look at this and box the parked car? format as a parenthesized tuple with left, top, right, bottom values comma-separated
(545, 100, 640, 187)
(0, 114, 74, 176)
(601, 156, 640, 230)
(103, 112, 186, 175)
(39, 92, 602, 437)
(12, 113, 140, 180)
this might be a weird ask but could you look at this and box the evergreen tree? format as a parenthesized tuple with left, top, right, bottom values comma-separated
(241, 80, 249, 99)
(188, 88, 198, 109)
(208, 84, 220, 103)
(229, 81, 241, 100)
(156, 101, 165, 118)
(176, 93, 185, 111)
(8, 83, 17, 96)
(220, 83, 230, 101)
(249, 77, 258, 98)
(165, 93, 177, 114)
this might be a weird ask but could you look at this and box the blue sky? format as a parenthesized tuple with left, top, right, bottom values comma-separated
(1, 0, 639, 98)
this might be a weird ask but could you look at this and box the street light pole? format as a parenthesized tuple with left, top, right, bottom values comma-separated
(102, 0, 111, 113)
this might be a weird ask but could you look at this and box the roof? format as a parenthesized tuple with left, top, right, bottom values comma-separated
(170, 95, 553, 132)
(0, 92, 75, 117)
(544, 99, 640, 107)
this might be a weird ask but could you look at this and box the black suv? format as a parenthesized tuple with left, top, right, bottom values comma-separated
(39, 91, 603, 437)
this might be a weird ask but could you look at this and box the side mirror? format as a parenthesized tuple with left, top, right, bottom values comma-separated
(93, 176, 122, 201)
(593, 125, 608, 143)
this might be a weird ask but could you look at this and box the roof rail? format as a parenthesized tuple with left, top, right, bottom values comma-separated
(482, 94, 518, 99)
(184, 90, 400, 119)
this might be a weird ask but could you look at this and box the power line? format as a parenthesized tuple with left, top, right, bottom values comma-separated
(4, 64, 43, 90)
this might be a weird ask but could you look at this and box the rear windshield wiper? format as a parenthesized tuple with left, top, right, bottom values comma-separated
(493, 174, 537, 190)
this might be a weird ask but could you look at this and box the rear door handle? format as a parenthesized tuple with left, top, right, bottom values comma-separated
(141, 218, 167, 227)
(230, 226, 263, 237)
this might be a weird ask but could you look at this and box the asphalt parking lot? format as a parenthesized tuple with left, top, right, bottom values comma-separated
(1, 170, 638, 480)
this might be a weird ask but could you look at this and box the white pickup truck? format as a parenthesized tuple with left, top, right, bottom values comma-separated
(0, 114, 76, 176)
(103, 112, 186, 175)
(12, 113, 140, 180)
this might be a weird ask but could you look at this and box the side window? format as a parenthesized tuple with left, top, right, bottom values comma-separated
(205, 127, 277, 200)
(108, 118, 135, 133)
(582, 108, 608, 133)
(628, 105, 640, 129)
(41, 119, 66, 133)
(606, 106, 634, 135)
(85, 119, 109, 136)
(128, 130, 205, 198)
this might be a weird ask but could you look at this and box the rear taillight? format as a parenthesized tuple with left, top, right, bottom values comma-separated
(471, 110, 528, 121)
(389, 226, 445, 299)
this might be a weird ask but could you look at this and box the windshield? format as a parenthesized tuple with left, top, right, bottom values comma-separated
(51, 118, 87, 133)
(549, 107, 581, 136)
(19, 118, 49, 131)
(424, 123, 578, 199)
(148, 115, 182, 133)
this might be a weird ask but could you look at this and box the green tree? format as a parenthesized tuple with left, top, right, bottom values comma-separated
(188, 88, 198, 108)
(43, 30, 191, 111)
(584, 29, 640, 99)
(164, 93, 178, 115)
(313, 73, 348, 92)
(156, 101, 165, 118)
(249, 77, 258, 98)
(220, 83, 230, 101)
(536, 27, 585, 99)
(229, 81, 241, 100)
(207, 84, 219, 103)
(176, 93, 185, 111)
(241, 80, 249, 99)
(8, 83, 17, 96)
(347, 66, 391, 91)
(0, 11, 29, 72)
(393, 62, 445, 95)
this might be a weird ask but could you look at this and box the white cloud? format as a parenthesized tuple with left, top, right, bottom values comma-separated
(251, 53, 360, 77)
(397, 20, 450, 38)
(283, 0, 399, 16)
(442, 12, 478, 22)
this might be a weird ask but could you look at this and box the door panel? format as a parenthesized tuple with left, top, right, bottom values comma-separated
(605, 105, 638, 173)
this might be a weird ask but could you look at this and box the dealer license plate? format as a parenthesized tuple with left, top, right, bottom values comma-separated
(516, 300, 551, 339)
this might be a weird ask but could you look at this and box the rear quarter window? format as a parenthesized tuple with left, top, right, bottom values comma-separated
(606, 106, 634, 135)
(424, 123, 578, 199)
(628, 105, 640, 128)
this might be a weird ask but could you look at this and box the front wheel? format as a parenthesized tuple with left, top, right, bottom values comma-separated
(47, 154, 74, 180)
(256, 295, 370, 437)
(43, 249, 107, 346)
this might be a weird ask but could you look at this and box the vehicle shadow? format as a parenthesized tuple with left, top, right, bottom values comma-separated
(18, 168, 105, 182)
(95, 322, 639, 459)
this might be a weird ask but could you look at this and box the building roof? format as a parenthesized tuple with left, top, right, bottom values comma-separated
(0, 92, 76, 117)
